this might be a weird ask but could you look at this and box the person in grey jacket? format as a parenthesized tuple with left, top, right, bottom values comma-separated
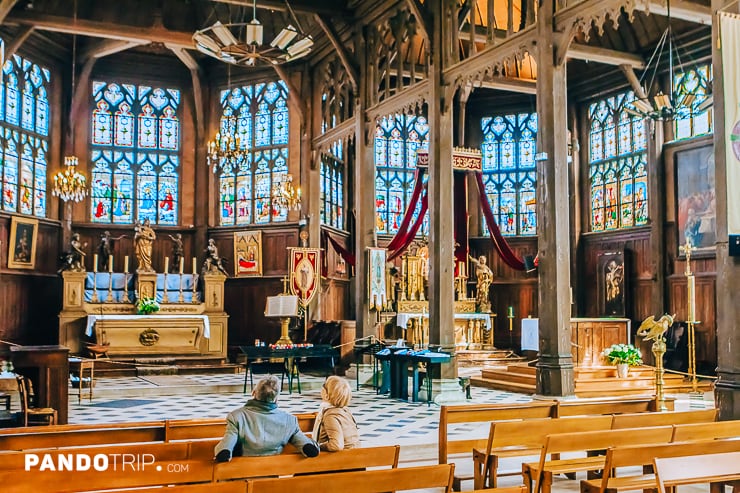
(214, 375, 319, 461)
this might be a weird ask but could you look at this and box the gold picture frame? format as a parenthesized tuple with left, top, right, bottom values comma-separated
(8, 216, 38, 269)
(234, 230, 262, 276)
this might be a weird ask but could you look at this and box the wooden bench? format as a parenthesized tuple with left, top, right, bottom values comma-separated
(610, 408, 716, 429)
(245, 464, 455, 493)
(214, 445, 400, 482)
(580, 438, 740, 493)
(472, 488, 528, 493)
(115, 484, 247, 493)
(655, 451, 740, 493)
(473, 416, 613, 489)
(671, 419, 740, 442)
(555, 397, 674, 417)
(523, 426, 675, 493)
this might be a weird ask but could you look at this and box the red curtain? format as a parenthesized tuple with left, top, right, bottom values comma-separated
(322, 230, 356, 267)
(386, 168, 427, 253)
(474, 172, 527, 271)
(388, 193, 428, 261)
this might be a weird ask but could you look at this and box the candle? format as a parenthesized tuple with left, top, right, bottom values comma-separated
(93, 254, 98, 273)
(108, 255, 113, 273)
(687, 275, 696, 322)
(124, 255, 129, 273)
(508, 306, 514, 318)
(192, 257, 197, 274)
(179, 257, 184, 275)
(164, 257, 169, 274)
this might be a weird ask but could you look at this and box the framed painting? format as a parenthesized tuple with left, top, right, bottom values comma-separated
(674, 142, 715, 257)
(234, 231, 262, 276)
(368, 247, 387, 311)
(596, 250, 627, 318)
(8, 216, 38, 269)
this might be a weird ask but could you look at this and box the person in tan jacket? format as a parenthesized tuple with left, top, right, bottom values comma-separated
(312, 376, 360, 451)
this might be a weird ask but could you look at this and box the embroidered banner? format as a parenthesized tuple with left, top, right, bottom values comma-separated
(721, 12, 740, 234)
(289, 248, 321, 306)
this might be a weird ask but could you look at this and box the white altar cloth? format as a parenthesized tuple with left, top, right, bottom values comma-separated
(396, 312, 492, 330)
(86, 314, 210, 338)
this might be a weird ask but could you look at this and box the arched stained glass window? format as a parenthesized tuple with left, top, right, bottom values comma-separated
(588, 90, 648, 231)
(674, 63, 713, 140)
(0, 41, 50, 218)
(480, 113, 537, 236)
(320, 140, 345, 230)
(218, 81, 290, 226)
(374, 114, 429, 234)
(90, 81, 181, 225)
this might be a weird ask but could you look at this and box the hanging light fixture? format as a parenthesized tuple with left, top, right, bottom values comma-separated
(272, 174, 302, 211)
(52, 0, 87, 202)
(193, 0, 314, 67)
(207, 65, 247, 174)
(625, 0, 708, 121)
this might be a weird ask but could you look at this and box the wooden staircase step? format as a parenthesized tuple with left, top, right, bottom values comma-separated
(481, 368, 536, 386)
(470, 376, 537, 394)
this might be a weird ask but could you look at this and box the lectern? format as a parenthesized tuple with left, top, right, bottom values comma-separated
(11, 345, 70, 424)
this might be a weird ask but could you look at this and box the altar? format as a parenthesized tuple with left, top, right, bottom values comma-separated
(396, 311, 494, 350)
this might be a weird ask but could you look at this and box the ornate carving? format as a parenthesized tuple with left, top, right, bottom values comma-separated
(555, 0, 643, 45)
(319, 56, 355, 132)
(139, 328, 160, 346)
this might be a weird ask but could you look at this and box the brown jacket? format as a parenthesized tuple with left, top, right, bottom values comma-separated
(315, 406, 360, 451)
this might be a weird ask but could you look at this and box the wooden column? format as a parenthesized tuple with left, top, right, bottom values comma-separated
(647, 118, 666, 322)
(713, 0, 740, 420)
(534, 0, 574, 396)
(428, 0, 456, 355)
(354, 26, 376, 339)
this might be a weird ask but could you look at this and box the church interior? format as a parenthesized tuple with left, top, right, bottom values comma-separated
(0, 0, 739, 490)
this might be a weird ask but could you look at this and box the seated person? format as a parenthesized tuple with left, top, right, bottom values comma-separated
(313, 376, 360, 451)
(214, 375, 319, 461)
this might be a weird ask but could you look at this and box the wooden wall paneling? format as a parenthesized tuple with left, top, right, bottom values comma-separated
(224, 277, 284, 347)
(319, 279, 350, 322)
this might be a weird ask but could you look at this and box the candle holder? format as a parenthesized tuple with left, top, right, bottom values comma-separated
(162, 272, 169, 303)
(178, 273, 184, 303)
(121, 272, 130, 303)
(191, 273, 199, 303)
(91, 271, 99, 303)
(106, 271, 114, 302)
(681, 240, 700, 393)
(507, 308, 515, 351)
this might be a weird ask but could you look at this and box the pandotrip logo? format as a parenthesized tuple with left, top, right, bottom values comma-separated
(24, 453, 173, 472)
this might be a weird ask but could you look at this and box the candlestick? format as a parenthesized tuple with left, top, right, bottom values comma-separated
(124, 255, 129, 273)
(192, 257, 197, 274)
(108, 255, 113, 273)
(93, 254, 98, 273)
(687, 275, 696, 323)
(508, 306, 514, 318)
(179, 257, 184, 275)
(164, 256, 169, 274)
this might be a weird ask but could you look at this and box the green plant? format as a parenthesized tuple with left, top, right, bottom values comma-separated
(136, 296, 160, 315)
(603, 343, 642, 366)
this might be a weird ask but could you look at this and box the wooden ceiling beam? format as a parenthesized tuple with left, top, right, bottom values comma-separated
(619, 64, 648, 99)
(5, 11, 194, 49)
(314, 14, 358, 90)
(475, 77, 537, 94)
(81, 39, 146, 62)
(272, 63, 306, 124)
(167, 44, 205, 138)
(3, 25, 34, 61)
(404, 0, 431, 41)
(0, 0, 19, 25)
(166, 44, 201, 71)
(211, 0, 351, 17)
(646, 0, 712, 25)
(568, 44, 645, 69)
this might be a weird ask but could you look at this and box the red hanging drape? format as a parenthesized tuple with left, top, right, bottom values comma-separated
(322, 230, 356, 267)
(388, 192, 428, 261)
(386, 168, 426, 253)
(474, 172, 527, 271)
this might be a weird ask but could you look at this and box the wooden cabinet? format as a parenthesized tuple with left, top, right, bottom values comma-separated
(571, 318, 631, 367)
(11, 345, 70, 424)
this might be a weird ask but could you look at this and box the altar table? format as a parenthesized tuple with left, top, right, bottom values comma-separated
(239, 345, 339, 394)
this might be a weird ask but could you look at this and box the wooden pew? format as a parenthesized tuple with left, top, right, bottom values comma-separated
(671, 419, 740, 442)
(611, 408, 716, 429)
(555, 396, 674, 417)
(473, 416, 613, 489)
(655, 451, 740, 493)
(4, 459, 213, 493)
(245, 464, 455, 493)
(117, 484, 247, 493)
(580, 438, 740, 493)
(472, 488, 527, 493)
(165, 413, 317, 441)
(214, 445, 400, 482)
(523, 426, 675, 493)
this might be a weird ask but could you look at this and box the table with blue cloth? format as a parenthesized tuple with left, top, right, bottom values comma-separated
(375, 348, 451, 404)
(239, 345, 339, 394)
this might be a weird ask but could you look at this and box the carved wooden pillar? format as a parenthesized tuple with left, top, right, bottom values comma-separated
(428, 0, 456, 357)
(534, 0, 575, 397)
(353, 26, 376, 339)
(713, 0, 740, 420)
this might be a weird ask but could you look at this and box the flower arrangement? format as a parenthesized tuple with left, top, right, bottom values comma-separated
(603, 343, 642, 366)
(136, 296, 160, 315)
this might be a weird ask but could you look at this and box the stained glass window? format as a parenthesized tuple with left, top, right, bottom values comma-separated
(90, 82, 180, 225)
(375, 114, 429, 234)
(588, 91, 648, 231)
(320, 140, 345, 229)
(218, 81, 290, 226)
(674, 64, 713, 140)
(480, 113, 537, 236)
(0, 41, 50, 218)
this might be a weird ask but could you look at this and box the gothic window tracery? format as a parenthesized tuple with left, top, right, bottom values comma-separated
(320, 140, 345, 230)
(673, 63, 713, 140)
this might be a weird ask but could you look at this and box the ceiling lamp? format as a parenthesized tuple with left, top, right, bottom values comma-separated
(625, 0, 706, 121)
(193, 0, 314, 67)
(52, 156, 88, 202)
(272, 174, 302, 211)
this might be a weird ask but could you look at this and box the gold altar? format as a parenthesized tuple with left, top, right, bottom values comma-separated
(58, 271, 229, 357)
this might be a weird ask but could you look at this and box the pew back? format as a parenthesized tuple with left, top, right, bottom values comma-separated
(671, 419, 740, 442)
(611, 408, 716, 429)
(654, 451, 740, 491)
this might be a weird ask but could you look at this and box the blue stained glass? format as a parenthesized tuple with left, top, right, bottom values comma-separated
(219, 173, 236, 225)
(138, 104, 157, 148)
(236, 174, 252, 225)
(271, 148, 288, 222)
(112, 161, 134, 224)
(2, 132, 19, 211)
(272, 97, 288, 145)
(91, 152, 113, 222)
(21, 81, 34, 131)
(35, 86, 48, 136)
(320, 142, 345, 229)
(253, 152, 271, 224)
(5, 73, 19, 126)
(93, 101, 113, 145)
(149, 88, 167, 110)
(136, 154, 157, 223)
(104, 83, 124, 106)
(159, 106, 178, 150)
(255, 102, 270, 146)
(238, 106, 252, 150)
(157, 156, 178, 225)
(114, 103, 134, 147)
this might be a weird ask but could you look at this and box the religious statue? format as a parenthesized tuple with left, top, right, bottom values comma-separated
(98, 230, 126, 271)
(468, 254, 493, 312)
(134, 219, 156, 273)
(168, 233, 184, 273)
(202, 238, 228, 276)
(58, 233, 87, 273)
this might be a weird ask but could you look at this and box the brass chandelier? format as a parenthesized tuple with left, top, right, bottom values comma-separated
(207, 114, 245, 174)
(272, 174, 301, 211)
(52, 156, 88, 202)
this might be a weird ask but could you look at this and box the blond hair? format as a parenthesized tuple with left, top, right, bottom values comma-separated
(322, 376, 352, 408)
